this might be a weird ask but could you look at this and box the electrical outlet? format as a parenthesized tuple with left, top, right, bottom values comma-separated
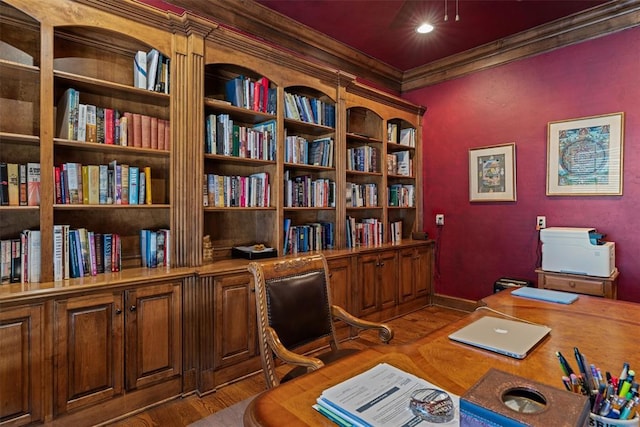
(436, 214, 445, 226)
(536, 216, 546, 230)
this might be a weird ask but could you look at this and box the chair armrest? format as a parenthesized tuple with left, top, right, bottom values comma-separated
(331, 305, 394, 343)
(265, 326, 325, 371)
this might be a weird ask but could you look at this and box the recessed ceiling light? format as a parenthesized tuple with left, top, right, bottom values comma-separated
(416, 23, 434, 34)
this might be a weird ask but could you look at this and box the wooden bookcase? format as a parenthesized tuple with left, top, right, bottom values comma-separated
(0, 0, 428, 422)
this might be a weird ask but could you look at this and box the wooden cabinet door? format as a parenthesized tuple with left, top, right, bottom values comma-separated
(327, 256, 352, 312)
(54, 292, 124, 415)
(213, 273, 257, 369)
(0, 304, 44, 426)
(125, 282, 182, 390)
(399, 245, 431, 302)
(378, 250, 398, 310)
(413, 245, 432, 297)
(398, 248, 416, 302)
(357, 253, 380, 316)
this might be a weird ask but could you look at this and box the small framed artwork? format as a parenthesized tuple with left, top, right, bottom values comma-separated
(469, 143, 516, 202)
(547, 112, 624, 196)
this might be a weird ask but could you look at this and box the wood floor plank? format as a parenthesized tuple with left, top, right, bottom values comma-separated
(104, 306, 467, 427)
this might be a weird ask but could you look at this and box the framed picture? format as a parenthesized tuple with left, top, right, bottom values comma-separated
(547, 112, 624, 196)
(469, 143, 516, 202)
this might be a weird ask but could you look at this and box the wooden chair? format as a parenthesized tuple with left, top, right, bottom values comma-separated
(248, 253, 394, 389)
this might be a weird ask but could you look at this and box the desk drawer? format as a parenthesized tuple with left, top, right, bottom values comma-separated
(543, 275, 604, 296)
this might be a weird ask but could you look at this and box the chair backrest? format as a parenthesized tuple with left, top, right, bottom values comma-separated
(248, 254, 341, 386)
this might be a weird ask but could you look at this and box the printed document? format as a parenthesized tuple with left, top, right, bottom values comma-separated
(315, 363, 459, 427)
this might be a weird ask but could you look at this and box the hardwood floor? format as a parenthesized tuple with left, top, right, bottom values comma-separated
(105, 305, 468, 427)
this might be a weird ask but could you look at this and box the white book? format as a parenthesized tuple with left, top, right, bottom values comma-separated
(62, 224, 70, 279)
(53, 225, 64, 281)
(134, 50, 147, 89)
(25, 230, 41, 283)
(77, 103, 87, 142)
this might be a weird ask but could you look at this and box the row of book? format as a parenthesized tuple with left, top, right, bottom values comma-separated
(346, 182, 378, 208)
(54, 162, 153, 205)
(388, 184, 415, 207)
(0, 230, 40, 284)
(346, 216, 384, 248)
(52, 226, 123, 280)
(0, 162, 40, 207)
(283, 219, 334, 255)
(57, 88, 170, 150)
(347, 145, 380, 173)
(284, 92, 336, 127)
(139, 229, 170, 268)
(205, 115, 276, 160)
(134, 48, 170, 94)
(225, 75, 276, 114)
(203, 173, 270, 208)
(284, 174, 336, 208)
(386, 151, 412, 176)
(387, 123, 416, 147)
(284, 135, 334, 167)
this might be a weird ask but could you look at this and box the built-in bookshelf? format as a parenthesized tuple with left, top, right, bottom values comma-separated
(202, 63, 278, 254)
(282, 86, 336, 255)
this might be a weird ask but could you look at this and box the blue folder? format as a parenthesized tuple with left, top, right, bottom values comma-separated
(511, 287, 579, 304)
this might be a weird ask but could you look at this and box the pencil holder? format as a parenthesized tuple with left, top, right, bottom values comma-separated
(589, 413, 639, 427)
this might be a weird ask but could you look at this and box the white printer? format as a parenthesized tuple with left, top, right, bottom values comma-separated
(540, 227, 615, 277)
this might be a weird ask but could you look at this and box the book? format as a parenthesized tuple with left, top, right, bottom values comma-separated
(99, 164, 108, 204)
(159, 229, 170, 266)
(132, 113, 142, 148)
(77, 103, 87, 142)
(18, 164, 27, 206)
(0, 240, 11, 284)
(53, 225, 64, 281)
(26, 162, 40, 206)
(119, 114, 128, 146)
(10, 238, 21, 283)
(81, 165, 89, 204)
(56, 87, 78, 139)
(156, 229, 165, 267)
(87, 165, 100, 204)
(134, 50, 147, 89)
(144, 166, 152, 204)
(7, 163, 19, 206)
(85, 104, 97, 142)
(129, 166, 139, 204)
(88, 231, 97, 276)
(121, 164, 129, 205)
(103, 233, 112, 273)
(138, 171, 146, 205)
(68, 229, 82, 278)
(94, 232, 104, 274)
(23, 229, 40, 283)
(0, 163, 8, 206)
(141, 114, 152, 148)
(146, 49, 160, 92)
(62, 224, 70, 279)
(104, 108, 114, 144)
(140, 229, 148, 267)
(150, 117, 158, 149)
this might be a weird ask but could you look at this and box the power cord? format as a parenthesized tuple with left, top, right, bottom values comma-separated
(434, 224, 444, 280)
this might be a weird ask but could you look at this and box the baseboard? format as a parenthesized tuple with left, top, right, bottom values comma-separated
(431, 294, 480, 312)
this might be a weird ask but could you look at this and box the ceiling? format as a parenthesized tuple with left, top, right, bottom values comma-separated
(254, 0, 610, 71)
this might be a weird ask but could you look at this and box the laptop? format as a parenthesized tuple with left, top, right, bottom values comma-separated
(448, 316, 551, 359)
(511, 286, 579, 304)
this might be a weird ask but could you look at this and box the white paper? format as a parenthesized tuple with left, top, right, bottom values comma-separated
(317, 363, 459, 427)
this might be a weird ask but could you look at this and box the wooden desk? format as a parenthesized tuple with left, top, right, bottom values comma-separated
(244, 290, 640, 426)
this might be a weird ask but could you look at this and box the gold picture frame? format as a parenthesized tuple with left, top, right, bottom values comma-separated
(547, 112, 624, 196)
(469, 143, 516, 202)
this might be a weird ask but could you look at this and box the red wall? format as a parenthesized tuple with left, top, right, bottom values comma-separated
(404, 27, 640, 303)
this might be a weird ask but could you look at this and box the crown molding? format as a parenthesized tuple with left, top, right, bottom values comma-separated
(402, 0, 640, 92)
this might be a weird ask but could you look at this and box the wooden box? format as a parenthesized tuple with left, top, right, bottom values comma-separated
(460, 368, 590, 427)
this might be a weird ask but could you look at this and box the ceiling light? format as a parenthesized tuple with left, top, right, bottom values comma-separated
(416, 23, 434, 34)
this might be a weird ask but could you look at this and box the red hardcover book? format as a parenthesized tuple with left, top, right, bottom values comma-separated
(132, 113, 142, 148)
(54, 166, 62, 204)
(150, 117, 158, 149)
(157, 119, 166, 151)
(104, 108, 114, 144)
(141, 115, 151, 148)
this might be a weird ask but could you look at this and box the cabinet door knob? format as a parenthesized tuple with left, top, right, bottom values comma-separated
(115, 308, 122, 315)
(129, 305, 137, 312)
(379, 262, 385, 267)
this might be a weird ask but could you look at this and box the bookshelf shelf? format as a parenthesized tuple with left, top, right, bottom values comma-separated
(0, 132, 40, 145)
(204, 97, 275, 123)
(204, 154, 275, 166)
(54, 204, 170, 210)
(54, 138, 169, 156)
(54, 70, 170, 106)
